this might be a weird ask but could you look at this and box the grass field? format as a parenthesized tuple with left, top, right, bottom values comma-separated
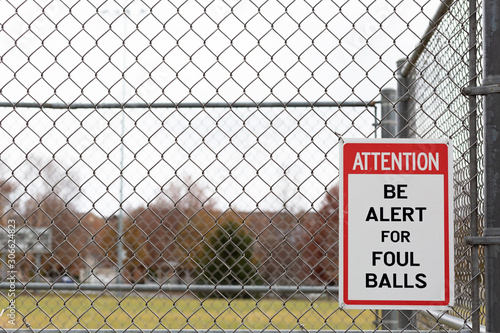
(0, 293, 377, 330)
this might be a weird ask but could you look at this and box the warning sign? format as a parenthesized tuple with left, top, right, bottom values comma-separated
(339, 138, 454, 309)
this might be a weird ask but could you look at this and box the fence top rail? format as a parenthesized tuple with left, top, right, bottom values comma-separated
(423, 311, 486, 333)
(400, 0, 455, 78)
(0, 100, 377, 110)
(0, 282, 338, 294)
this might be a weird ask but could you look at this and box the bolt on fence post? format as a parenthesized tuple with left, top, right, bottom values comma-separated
(483, 1, 500, 332)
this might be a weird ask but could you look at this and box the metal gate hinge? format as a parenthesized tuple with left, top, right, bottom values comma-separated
(462, 84, 500, 96)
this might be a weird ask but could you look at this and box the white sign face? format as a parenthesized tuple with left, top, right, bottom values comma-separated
(339, 138, 453, 309)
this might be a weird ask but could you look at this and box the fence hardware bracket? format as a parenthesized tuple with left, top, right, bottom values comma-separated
(465, 228, 500, 245)
(462, 84, 500, 96)
(465, 236, 500, 245)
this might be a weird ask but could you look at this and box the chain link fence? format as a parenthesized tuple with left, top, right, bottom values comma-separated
(0, 0, 486, 331)
(400, 0, 485, 329)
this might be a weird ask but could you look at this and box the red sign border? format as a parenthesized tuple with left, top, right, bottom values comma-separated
(340, 138, 453, 309)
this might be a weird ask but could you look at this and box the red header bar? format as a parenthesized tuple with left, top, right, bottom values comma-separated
(343, 142, 449, 175)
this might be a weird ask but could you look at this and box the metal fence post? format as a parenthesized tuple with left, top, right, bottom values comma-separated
(396, 59, 412, 138)
(379, 87, 400, 330)
(380, 88, 397, 138)
(395, 58, 416, 330)
(467, 0, 480, 331)
(483, 1, 500, 332)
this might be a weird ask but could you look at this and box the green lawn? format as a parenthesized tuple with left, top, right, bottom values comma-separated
(0, 293, 377, 330)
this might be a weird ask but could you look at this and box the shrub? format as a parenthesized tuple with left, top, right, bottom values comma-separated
(198, 221, 261, 298)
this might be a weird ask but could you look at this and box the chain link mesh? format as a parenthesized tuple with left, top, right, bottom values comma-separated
(404, 0, 485, 328)
(0, 0, 484, 331)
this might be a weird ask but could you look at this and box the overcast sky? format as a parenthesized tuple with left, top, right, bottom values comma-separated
(0, 0, 440, 215)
